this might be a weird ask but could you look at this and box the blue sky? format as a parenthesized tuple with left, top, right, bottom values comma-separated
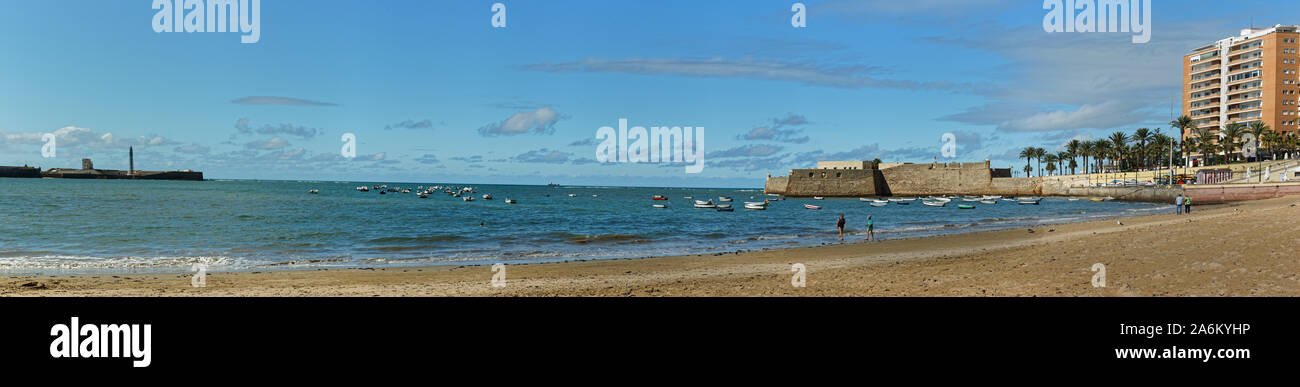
(2, 0, 1298, 187)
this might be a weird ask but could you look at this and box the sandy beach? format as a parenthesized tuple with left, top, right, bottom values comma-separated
(4, 195, 1298, 297)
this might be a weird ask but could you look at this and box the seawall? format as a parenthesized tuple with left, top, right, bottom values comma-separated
(1185, 182, 1300, 204)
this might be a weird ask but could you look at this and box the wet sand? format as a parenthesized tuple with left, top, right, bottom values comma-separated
(4, 196, 1299, 297)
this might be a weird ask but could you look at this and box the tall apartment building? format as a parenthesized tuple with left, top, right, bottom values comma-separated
(1183, 25, 1300, 165)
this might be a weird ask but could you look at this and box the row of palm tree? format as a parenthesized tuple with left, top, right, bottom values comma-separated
(1016, 116, 1300, 177)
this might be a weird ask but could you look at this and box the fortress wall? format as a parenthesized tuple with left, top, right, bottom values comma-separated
(878, 162, 993, 195)
(0, 166, 41, 178)
(783, 168, 879, 197)
(983, 178, 1041, 196)
(763, 176, 789, 195)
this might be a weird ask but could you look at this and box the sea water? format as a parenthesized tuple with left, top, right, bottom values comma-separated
(0, 179, 1168, 274)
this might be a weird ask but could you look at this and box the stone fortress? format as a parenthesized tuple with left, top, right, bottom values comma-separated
(765, 160, 1030, 197)
(0, 147, 202, 181)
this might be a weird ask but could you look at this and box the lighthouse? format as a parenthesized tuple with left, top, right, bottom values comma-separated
(129, 146, 134, 176)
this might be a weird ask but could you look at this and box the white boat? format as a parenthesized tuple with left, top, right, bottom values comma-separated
(869, 202, 888, 207)
(871, 199, 889, 204)
(1017, 198, 1042, 205)
(652, 204, 667, 208)
(463, 196, 474, 202)
(716, 204, 733, 209)
(505, 199, 517, 204)
(978, 199, 997, 205)
(417, 193, 428, 198)
(812, 196, 825, 200)
(693, 200, 716, 208)
(482, 194, 493, 200)
(718, 196, 733, 202)
(932, 197, 953, 203)
(308, 189, 319, 194)
(922, 201, 948, 207)
(568, 194, 577, 197)
(355, 186, 369, 192)
(859, 198, 873, 202)
(961, 198, 981, 202)
(744, 203, 766, 210)
(804, 204, 822, 210)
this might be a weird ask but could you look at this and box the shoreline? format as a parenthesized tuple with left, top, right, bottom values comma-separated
(4, 195, 1297, 297)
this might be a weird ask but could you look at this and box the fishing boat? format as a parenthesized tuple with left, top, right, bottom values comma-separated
(961, 198, 981, 202)
(869, 202, 888, 207)
(744, 203, 767, 210)
(1088, 198, 1105, 202)
(1017, 198, 1042, 205)
(482, 194, 493, 200)
(505, 199, 517, 204)
(859, 198, 873, 202)
(693, 200, 716, 209)
(812, 196, 825, 200)
(804, 204, 822, 210)
(463, 196, 474, 202)
(979, 199, 997, 205)
(652, 204, 667, 208)
(652, 195, 667, 201)
(356, 186, 369, 192)
(958, 204, 976, 210)
(308, 189, 319, 194)
(718, 196, 733, 202)
(922, 201, 947, 207)
(744, 201, 767, 206)
(568, 193, 578, 197)
(417, 193, 428, 199)
(716, 204, 733, 209)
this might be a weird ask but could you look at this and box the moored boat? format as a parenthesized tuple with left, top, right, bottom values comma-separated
(804, 204, 821, 210)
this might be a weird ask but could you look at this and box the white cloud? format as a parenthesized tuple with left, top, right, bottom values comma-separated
(477, 107, 563, 136)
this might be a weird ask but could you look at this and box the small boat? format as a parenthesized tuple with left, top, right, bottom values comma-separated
(356, 186, 369, 192)
(716, 204, 733, 209)
(870, 199, 889, 204)
(1068, 198, 1081, 201)
(804, 204, 822, 210)
(869, 202, 888, 207)
(694, 200, 716, 209)
(308, 189, 319, 194)
(979, 199, 997, 205)
(505, 199, 517, 204)
(417, 193, 428, 198)
(718, 196, 733, 202)
(812, 197, 825, 200)
(922, 201, 947, 207)
(1017, 198, 1042, 205)
(961, 198, 981, 202)
(744, 204, 766, 210)
(859, 198, 872, 202)
(652, 195, 668, 201)
(463, 196, 474, 202)
(482, 194, 493, 200)
(568, 194, 578, 197)
(716, 207, 734, 212)
(893, 201, 910, 205)
(652, 204, 667, 208)
(1088, 198, 1105, 202)
(684, 196, 694, 200)
(592, 194, 599, 198)
(958, 205, 976, 210)
(379, 190, 387, 195)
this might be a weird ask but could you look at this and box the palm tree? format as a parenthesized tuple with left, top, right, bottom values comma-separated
(1019, 147, 1035, 177)
(1170, 115, 1195, 170)
(1108, 131, 1128, 171)
(1022, 164, 1033, 177)
(1080, 141, 1094, 174)
(1091, 140, 1110, 173)
(1033, 147, 1047, 177)
(1263, 130, 1281, 161)
(1133, 128, 1151, 170)
(1220, 122, 1245, 163)
(1192, 127, 1218, 166)
(1247, 121, 1270, 161)
(1045, 158, 1058, 175)
(1065, 139, 1083, 174)
(1056, 151, 1069, 175)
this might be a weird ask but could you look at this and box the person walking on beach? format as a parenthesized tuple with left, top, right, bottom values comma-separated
(1184, 196, 1192, 214)
(1175, 194, 1184, 215)
(836, 214, 847, 243)
(866, 216, 876, 242)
